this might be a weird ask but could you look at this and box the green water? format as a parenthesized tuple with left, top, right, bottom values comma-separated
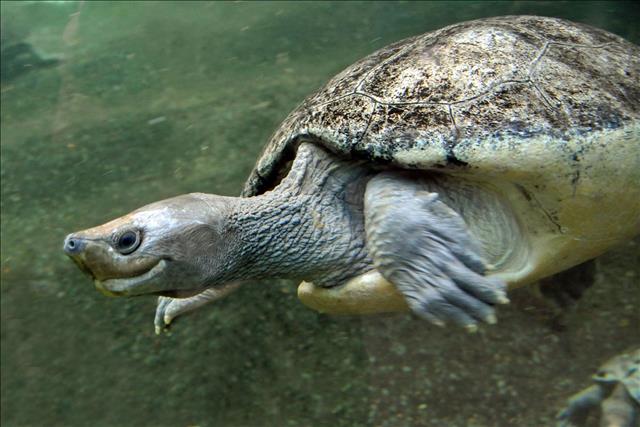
(1, 2, 639, 426)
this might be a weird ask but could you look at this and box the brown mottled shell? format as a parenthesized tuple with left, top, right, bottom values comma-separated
(242, 15, 639, 197)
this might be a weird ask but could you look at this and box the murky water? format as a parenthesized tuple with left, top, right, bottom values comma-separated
(1, 2, 639, 426)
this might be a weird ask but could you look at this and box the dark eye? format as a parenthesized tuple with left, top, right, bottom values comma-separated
(116, 230, 141, 255)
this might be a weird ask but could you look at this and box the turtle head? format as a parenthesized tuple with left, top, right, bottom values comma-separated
(63, 193, 238, 297)
(592, 348, 640, 386)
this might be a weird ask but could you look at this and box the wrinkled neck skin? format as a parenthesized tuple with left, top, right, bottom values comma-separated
(211, 144, 374, 288)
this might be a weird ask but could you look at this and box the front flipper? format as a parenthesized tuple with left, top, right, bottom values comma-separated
(364, 172, 508, 329)
(154, 282, 241, 334)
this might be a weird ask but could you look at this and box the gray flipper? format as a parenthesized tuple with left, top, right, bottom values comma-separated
(364, 172, 508, 329)
(154, 282, 241, 334)
(556, 384, 605, 427)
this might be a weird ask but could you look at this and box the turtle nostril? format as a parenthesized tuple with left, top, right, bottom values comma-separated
(64, 235, 86, 255)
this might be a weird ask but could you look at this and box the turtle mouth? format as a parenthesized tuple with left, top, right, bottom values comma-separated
(95, 259, 168, 296)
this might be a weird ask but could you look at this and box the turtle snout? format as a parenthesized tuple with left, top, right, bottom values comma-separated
(63, 233, 97, 279)
(63, 234, 87, 255)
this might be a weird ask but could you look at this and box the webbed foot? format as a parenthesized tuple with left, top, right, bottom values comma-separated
(364, 172, 508, 329)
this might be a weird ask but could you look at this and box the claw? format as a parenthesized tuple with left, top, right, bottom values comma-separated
(485, 313, 497, 324)
(433, 320, 446, 328)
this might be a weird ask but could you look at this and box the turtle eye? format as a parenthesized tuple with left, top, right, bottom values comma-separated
(116, 230, 141, 255)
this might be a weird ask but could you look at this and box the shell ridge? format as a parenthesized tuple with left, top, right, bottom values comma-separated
(352, 78, 531, 108)
(356, 100, 379, 148)
(315, 92, 374, 109)
(353, 91, 449, 106)
(527, 40, 551, 77)
(447, 79, 530, 106)
(547, 41, 615, 49)
(448, 104, 460, 140)
(524, 41, 559, 111)
(529, 80, 556, 110)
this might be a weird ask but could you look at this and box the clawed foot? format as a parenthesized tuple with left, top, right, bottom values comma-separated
(154, 297, 181, 334)
(365, 173, 509, 330)
(154, 283, 241, 334)
(395, 213, 509, 331)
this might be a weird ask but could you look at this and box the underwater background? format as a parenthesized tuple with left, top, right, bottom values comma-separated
(1, 1, 639, 426)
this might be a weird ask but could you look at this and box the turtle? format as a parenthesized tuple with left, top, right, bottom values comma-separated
(557, 348, 640, 427)
(63, 16, 640, 333)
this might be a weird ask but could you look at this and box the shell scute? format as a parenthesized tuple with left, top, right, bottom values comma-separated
(358, 22, 542, 105)
(304, 95, 376, 151)
(305, 37, 415, 105)
(452, 82, 571, 141)
(358, 103, 453, 164)
(533, 43, 637, 133)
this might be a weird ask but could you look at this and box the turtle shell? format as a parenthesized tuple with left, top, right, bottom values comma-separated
(243, 15, 639, 197)
(243, 16, 639, 283)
